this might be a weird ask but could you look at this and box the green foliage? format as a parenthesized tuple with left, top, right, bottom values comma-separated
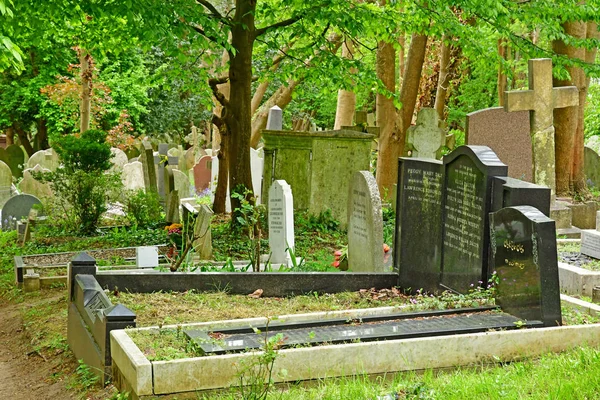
(231, 185, 267, 272)
(52, 129, 113, 173)
(296, 209, 340, 233)
(585, 82, 600, 139)
(125, 189, 163, 228)
(69, 360, 99, 391)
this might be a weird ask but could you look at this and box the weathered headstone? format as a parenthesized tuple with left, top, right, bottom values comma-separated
(266, 105, 283, 131)
(156, 144, 170, 200)
(394, 158, 444, 293)
(466, 107, 532, 181)
(193, 204, 213, 260)
(347, 171, 384, 272)
(504, 58, 579, 195)
(250, 147, 264, 204)
(165, 166, 179, 223)
(27, 148, 59, 171)
(0, 160, 13, 207)
(6, 144, 25, 178)
(19, 165, 52, 199)
(122, 161, 145, 191)
(268, 180, 294, 265)
(584, 146, 600, 188)
(173, 169, 192, 199)
(124, 146, 141, 160)
(110, 147, 128, 173)
(2, 194, 42, 231)
(193, 155, 213, 193)
(139, 142, 157, 193)
(441, 146, 507, 292)
(0, 147, 8, 166)
(136, 246, 159, 268)
(489, 206, 561, 326)
(405, 108, 446, 159)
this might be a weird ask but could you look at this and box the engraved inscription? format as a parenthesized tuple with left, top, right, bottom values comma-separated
(269, 197, 283, 234)
(351, 189, 368, 239)
(403, 168, 443, 206)
(444, 164, 483, 259)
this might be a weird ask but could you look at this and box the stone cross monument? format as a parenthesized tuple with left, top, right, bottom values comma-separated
(406, 107, 446, 159)
(504, 58, 579, 196)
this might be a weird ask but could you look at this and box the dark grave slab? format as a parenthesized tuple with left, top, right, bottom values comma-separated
(441, 145, 507, 293)
(489, 206, 561, 327)
(394, 158, 444, 293)
(186, 307, 536, 355)
(492, 177, 551, 217)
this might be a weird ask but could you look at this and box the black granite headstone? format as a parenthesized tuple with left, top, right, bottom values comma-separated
(489, 206, 562, 327)
(441, 146, 507, 293)
(394, 158, 444, 293)
(492, 177, 551, 217)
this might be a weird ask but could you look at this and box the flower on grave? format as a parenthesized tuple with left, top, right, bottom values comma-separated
(165, 223, 184, 250)
(332, 247, 348, 268)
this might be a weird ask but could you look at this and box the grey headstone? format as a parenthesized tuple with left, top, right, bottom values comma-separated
(406, 108, 446, 160)
(347, 171, 384, 272)
(266, 106, 283, 131)
(2, 194, 41, 231)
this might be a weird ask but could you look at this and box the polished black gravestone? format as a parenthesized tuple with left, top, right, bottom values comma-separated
(489, 206, 561, 327)
(394, 158, 444, 293)
(492, 177, 551, 217)
(441, 146, 507, 293)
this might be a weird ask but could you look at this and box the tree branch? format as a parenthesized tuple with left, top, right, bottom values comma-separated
(195, 0, 232, 26)
(190, 24, 222, 46)
(209, 77, 229, 108)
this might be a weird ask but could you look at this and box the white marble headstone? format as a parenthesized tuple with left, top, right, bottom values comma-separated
(122, 161, 145, 191)
(268, 180, 294, 266)
(110, 147, 129, 172)
(136, 246, 159, 268)
(250, 147, 264, 204)
(347, 171, 384, 272)
(266, 105, 283, 131)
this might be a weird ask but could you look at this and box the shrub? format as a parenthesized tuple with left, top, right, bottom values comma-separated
(125, 189, 163, 228)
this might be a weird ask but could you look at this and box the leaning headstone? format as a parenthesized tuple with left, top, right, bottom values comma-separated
(193, 204, 213, 260)
(584, 146, 600, 188)
(405, 108, 446, 159)
(268, 180, 294, 265)
(441, 146, 507, 292)
(250, 147, 264, 204)
(0, 160, 13, 207)
(489, 206, 561, 327)
(6, 144, 25, 178)
(2, 194, 42, 231)
(466, 107, 532, 181)
(110, 148, 128, 173)
(266, 105, 283, 131)
(136, 246, 159, 268)
(347, 171, 384, 272)
(139, 142, 157, 193)
(193, 155, 213, 193)
(27, 148, 59, 171)
(122, 161, 145, 191)
(19, 165, 52, 200)
(394, 158, 444, 293)
(504, 58, 579, 195)
(173, 169, 192, 199)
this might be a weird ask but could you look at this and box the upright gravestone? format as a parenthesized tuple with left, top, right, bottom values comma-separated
(110, 148, 128, 173)
(0, 147, 8, 166)
(19, 165, 52, 200)
(250, 147, 264, 204)
(466, 107, 532, 181)
(405, 108, 446, 160)
(156, 144, 169, 200)
(504, 58, 579, 196)
(122, 161, 145, 191)
(139, 142, 157, 193)
(194, 155, 213, 193)
(268, 180, 294, 266)
(173, 169, 192, 199)
(489, 206, 561, 326)
(0, 160, 13, 207)
(584, 146, 600, 188)
(394, 158, 444, 293)
(441, 146, 508, 293)
(266, 106, 283, 131)
(2, 194, 42, 231)
(6, 144, 25, 178)
(27, 148, 59, 171)
(347, 171, 384, 272)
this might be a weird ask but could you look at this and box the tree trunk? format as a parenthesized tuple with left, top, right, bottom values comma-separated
(79, 49, 92, 134)
(553, 21, 586, 195)
(213, 80, 230, 213)
(497, 38, 508, 106)
(37, 118, 49, 149)
(374, 37, 397, 195)
(333, 39, 356, 130)
(398, 34, 405, 86)
(397, 34, 428, 135)
(434, 35, 451, 120)
(13, 123, 34, 156)
(5, 126, 14, 146)
(250, 46, 289, 115)
(226, 0, 256, 210)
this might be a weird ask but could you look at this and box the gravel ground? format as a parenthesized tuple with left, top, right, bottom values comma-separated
(559, 251, 600, 270)
(21, 246, 167, 266)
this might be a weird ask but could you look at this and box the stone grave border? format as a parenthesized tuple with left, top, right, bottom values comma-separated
(111, 301, 600, 397)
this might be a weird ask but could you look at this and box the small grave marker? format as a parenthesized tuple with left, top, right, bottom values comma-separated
(136, 246, 159, 268)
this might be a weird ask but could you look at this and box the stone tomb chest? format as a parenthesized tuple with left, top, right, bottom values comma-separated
(262, 129, 374, 227)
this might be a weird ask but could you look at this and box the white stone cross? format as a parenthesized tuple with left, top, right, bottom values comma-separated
(504, 58, 578, 195)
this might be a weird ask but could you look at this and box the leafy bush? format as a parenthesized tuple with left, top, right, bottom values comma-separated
(36, 129, 121, 235)
(125, 189, 163, 228)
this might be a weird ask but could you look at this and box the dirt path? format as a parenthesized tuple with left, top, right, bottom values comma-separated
(0, 301, 75, 400)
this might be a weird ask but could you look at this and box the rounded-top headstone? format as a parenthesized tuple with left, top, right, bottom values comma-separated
(1, 194, 42, 231)
(6, 145, 25, 178)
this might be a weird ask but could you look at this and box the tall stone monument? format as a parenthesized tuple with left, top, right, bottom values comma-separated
(405, 108, 446, 159)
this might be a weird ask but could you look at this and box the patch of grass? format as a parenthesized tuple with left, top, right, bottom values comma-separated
(128, 327, 202, 361)
(557, 241, 581, 254)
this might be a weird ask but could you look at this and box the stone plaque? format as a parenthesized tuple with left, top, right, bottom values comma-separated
(489, 206, 561, 326)
(136, 246, 159, 268)
(581, 230, 600, 259)
(347, 171, 384, 272)
(268, 180, 294, 265)
(394, 158, 444, 292)
(441, 146, 507, 292)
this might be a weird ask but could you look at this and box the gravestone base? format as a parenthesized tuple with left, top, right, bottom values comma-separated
(550, 203, 572, 230)
(581, 229, 600, 259)
(568, 202, 598, 229)
(23, 272, 40, 292)
(556, 227, 582, 239)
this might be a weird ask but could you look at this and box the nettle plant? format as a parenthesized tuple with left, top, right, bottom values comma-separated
(35, 129, 121, 235)
(231, 185, 266, 272)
